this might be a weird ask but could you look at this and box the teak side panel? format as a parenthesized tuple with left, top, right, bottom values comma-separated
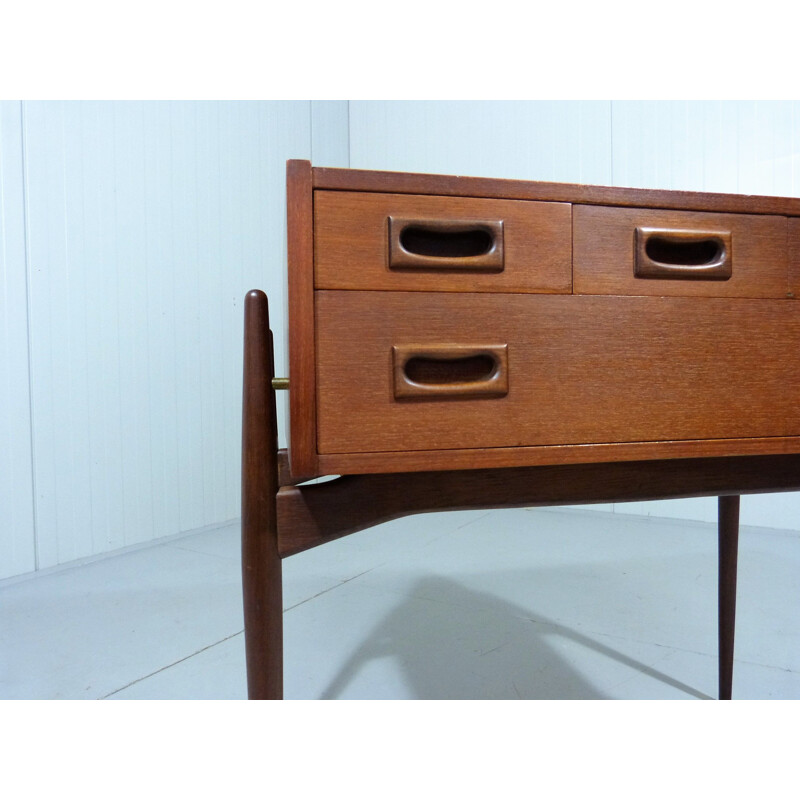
(790, 217, 800, 298)
(573, 205, 789, 298)
(286, 159, 318, 479)
(315, 291, 800, 456)
(314, 191, 572, 294)
(312, 163, 800, 217)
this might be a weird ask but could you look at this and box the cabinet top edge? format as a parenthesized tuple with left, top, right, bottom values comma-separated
(291, 160, 800, 217)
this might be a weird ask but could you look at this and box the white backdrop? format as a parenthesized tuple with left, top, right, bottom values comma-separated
(0, 101, 323, 579)
(2, 100, 799, 581)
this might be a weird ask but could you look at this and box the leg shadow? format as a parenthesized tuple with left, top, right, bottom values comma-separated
(319, 574, 711, 700)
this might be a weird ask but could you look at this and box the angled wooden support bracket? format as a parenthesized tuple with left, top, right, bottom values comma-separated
(276, 454, 800, 558)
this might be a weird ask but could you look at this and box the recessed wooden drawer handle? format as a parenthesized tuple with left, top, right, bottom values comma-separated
(635, 227, 732, 280)
(388, 217, 504, 271)
(392, 344, 509, 399)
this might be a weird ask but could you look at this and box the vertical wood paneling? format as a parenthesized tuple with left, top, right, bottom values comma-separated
(793, 102, 800, 196)
(141, 101, 181, 550)
(311, 101, 349, 167)
(170, 101, 205, 535)
(611, 101, 800, 196)
(736, 101, 789, 195)
(739, 493, 800, 530)
(701, 102, 740, 194)
(612, 101, 708, 191)
(22, 101, 313, 571)
(0, 101, 36, 579)
(349, 101, 612, 184)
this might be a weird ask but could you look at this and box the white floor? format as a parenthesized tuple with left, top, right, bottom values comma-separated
(2, 506, 799, 700)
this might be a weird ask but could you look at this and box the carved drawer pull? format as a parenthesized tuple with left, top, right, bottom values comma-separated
(392, 344, 508, 399)
(635, 227, 732, 280)
(388, 217, 504, 272)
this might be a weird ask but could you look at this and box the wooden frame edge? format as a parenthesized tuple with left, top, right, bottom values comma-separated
(317, 436, 800, 476)
(287, 159, 320, 480)
(312, 164, 800, 217)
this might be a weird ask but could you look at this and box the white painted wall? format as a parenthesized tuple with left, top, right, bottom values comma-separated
(3, 100, 799, 581)
(348, 100, 800, 195)
(1, 103, 36, 578)
(1, 100, 349, 580)
(349, 100, 612, 185)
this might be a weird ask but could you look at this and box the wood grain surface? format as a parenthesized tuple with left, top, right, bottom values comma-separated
(286, 160, 318, 479)
(241, 290, 283, 699)
(315, 291, 800, 460)
(271, 162, 800, 700)
(314, 190, 572, 293)
(574, 205, 788, 298)
(276, 454, 800, 557)
(790, 217, 800, 298)
(311, 162, 800, 217)
(315, 436, 800, 476)
(718, 494, 740, 700)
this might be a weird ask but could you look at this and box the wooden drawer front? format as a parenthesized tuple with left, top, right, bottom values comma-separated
(314, 191, 572, 293)
(316, 291, 800, 455)
(574, 205, 788, 298)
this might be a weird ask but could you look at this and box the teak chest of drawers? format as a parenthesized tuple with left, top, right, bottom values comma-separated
(241, 160, 800, 699)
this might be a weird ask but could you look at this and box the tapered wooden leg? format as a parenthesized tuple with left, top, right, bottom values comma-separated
(241, 290, 283, 699)
(718, 494, 740, 700)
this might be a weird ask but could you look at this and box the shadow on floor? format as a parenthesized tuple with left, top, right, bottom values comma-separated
(318, 575, 712, 700)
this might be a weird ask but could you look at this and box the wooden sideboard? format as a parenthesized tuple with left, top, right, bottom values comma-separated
(241, 160, 800, 699)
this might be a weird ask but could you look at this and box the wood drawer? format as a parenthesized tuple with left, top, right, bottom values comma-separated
(316, 290, 800, 456)
(314, 191, 572, 293)
(573, 205, 789, 298)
